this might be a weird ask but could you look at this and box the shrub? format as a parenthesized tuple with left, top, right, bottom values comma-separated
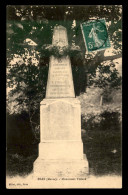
(100, 111, 121, 131)
(6, 111, 35, 146)
(81, 110, 121, 131)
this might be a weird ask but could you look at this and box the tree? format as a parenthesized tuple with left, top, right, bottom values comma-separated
(88, 61, 122, 105)
(6, 5, 122, 136)
(7, 53, 48, 136)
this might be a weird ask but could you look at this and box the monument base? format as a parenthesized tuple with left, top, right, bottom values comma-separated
(33, 154, 89, 179)
(33, 97, 89, 181)
(38, 140, 84, 159)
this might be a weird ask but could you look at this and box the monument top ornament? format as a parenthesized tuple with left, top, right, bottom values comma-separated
(41, 25, 81, 58)
(52, 25, 68, 47)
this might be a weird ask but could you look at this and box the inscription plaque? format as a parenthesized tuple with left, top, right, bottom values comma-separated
(46, 56, 75, 98)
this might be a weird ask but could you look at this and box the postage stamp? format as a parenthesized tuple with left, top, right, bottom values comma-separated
(81, 19, 111, 53)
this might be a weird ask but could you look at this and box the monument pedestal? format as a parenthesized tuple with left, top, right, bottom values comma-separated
(33, 98, 89, 178)
(33, 154, 88, 178)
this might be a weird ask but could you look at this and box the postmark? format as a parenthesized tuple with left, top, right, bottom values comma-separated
(80, 19, 111, 53)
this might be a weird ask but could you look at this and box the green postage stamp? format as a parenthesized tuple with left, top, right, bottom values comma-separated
(81, 19, 111, 53)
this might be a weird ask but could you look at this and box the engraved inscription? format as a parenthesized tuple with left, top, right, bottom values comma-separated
(46, 26, 75, 98)
(44, 101, 75, 140)
(46, 56, 75, 98)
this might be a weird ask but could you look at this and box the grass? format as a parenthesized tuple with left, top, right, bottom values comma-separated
(6, 129, 121, 177)
(6, 144, 38, 177)
(82, 129, 121, 176)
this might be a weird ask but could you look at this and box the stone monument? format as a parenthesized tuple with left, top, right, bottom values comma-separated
(33, 25, 88, 178)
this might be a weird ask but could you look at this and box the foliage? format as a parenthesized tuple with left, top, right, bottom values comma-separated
(81, 109, 121, 131)
(6, 5, 122, 54)
(7, 5, 122, 92)
(6, 5, 122, 135)
(6, 111, 34, 145)
(7, 55, 48, 133)
(6, 5, 122, 97)
(89, 62, 122, 89)
(88, 61, 122, 103)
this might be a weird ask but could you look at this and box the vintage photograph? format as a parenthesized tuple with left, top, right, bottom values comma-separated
(6, 5, 122, 188)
